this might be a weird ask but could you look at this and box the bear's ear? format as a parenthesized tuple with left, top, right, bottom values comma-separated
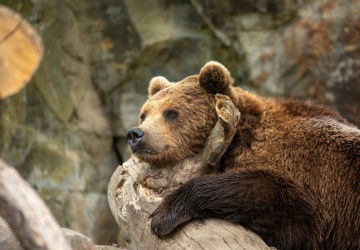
(148, 76, 171, 96)
(199, 61, 233, 94)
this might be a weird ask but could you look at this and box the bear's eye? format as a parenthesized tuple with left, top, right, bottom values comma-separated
(140, 113, 146, 121)
(163, 109, 178, 122)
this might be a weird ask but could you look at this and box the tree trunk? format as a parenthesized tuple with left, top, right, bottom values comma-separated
(108, 158, 274, 250)
(108, 95, 274, 249)
(0, 159, 72, 250)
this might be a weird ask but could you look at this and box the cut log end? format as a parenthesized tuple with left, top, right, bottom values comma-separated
(0, 5, 43, 100)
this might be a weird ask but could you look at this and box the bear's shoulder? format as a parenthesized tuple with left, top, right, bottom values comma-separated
(279, 98, 346, 122)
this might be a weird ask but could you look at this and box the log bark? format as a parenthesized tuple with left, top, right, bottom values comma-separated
(0, 158, 72, 250)
(108, 95, 274, 249)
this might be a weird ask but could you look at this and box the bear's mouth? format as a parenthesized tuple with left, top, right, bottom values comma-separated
(130, 145, 170, 157)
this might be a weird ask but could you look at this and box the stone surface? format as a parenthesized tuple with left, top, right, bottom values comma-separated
(62, 228, 97, 250)
(280, 0, 360, 126)
(0, 0, 359, 247)
(64, 192, 119, 245)
(0, 0, 118, 245)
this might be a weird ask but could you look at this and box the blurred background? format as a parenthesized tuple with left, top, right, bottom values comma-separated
(0, 0, 359, 246)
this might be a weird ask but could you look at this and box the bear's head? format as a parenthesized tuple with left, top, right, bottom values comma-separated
(127, 61, 235, 167)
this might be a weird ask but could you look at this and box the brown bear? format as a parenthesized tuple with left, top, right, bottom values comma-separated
(127, 61, 360, 250)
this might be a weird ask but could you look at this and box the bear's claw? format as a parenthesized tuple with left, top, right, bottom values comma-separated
(150, 205, 193, 237)
(150, 207, 178, 237)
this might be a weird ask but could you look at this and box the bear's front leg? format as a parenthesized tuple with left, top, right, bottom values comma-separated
(151, 170, 321, 250)
(150, 202, 194, 237)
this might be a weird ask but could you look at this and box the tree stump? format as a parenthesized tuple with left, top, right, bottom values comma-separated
(108, 95, 274, 249)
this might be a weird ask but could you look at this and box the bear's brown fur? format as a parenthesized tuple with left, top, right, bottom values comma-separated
(127, 61, 360, 250)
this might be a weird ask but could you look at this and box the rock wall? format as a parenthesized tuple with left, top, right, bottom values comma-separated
(0, 0, 359, 246)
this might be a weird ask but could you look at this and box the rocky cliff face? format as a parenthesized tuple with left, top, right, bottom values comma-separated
(1, 0, 359, 246)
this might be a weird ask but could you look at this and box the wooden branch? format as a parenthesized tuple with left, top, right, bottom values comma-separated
(0, 5, 43, 100)
(201, 94, 241, 171)
(108, 95, 272, 249)
(0, 158, 72, 250)
(0, 217, 22, 250)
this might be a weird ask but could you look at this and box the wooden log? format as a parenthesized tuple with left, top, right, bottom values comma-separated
(0, 158, 71, 250)
(0, 216, 22, 250)
(109, 158, 273, 250)
(0, 5, 43, 100)
(108, 95, 274, 249)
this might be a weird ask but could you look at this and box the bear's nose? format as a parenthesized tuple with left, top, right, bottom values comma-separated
(127, 127, 145, 148)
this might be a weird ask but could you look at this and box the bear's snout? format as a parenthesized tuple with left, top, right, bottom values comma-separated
(127, 127, 144, 148)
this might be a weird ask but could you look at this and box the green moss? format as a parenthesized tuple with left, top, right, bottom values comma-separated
(0, 92, 28, 163)
(18, 142, 75, 183)
(0, 124, 35, 166)
(33, 40, 74, 124)
(0, 0, 33, 18)
(0, 90, 26, 124)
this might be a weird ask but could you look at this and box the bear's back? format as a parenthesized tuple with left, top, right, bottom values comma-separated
(226, 96, 360, 248)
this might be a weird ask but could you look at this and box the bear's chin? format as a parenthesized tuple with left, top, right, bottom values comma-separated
(132, 147, 193, 167)
(129, 142, 169, 156)
(135, 155, 176, 168)
(130, 146, 173, 166)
